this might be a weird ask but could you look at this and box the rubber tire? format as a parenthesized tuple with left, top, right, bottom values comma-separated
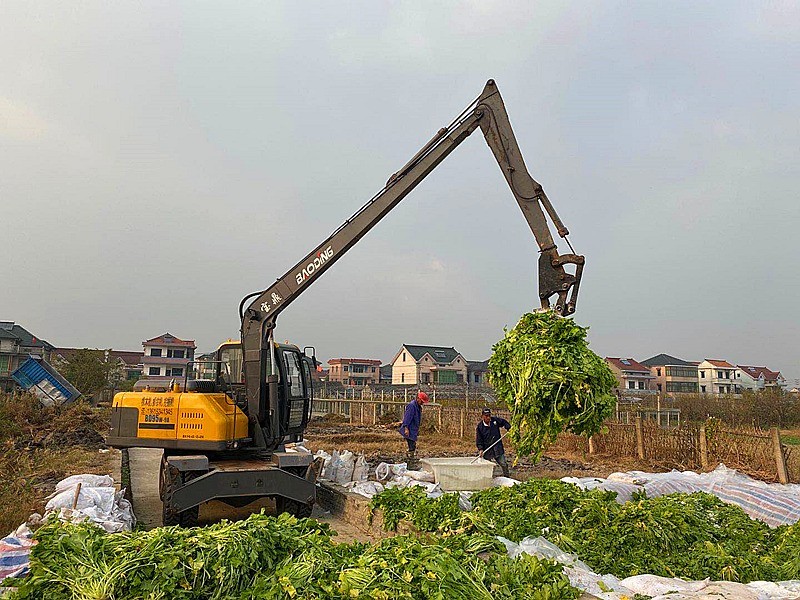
(275, 496, 314, 519)
(158, 453, 169, 502)
(161, 465, 200, 527)
(275, 465, 314, 518)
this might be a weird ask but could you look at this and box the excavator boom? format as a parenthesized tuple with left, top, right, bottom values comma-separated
(241, 79, 584, 449)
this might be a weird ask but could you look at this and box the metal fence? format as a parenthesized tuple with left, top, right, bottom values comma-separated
(313, 383, 498, 406)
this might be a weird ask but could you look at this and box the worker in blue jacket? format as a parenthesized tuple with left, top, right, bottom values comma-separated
(476, 408, 511, 477)
(400, 391, 429, 466)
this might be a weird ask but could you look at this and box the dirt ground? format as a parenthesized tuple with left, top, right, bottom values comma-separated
(0, 395, 114, 534)
(304, 417, 669, 480)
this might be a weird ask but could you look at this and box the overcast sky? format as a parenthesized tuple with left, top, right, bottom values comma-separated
(1, 2, 798, 381)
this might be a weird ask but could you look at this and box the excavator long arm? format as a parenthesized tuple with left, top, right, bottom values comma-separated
(240, 79, 584, 448)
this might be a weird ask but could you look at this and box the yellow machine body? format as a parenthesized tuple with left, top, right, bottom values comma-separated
(108, 387, 249, 451)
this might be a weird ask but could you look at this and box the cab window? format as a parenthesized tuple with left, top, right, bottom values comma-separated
(283, 351, 304, 398)
(302, 360, 313, 396)
(219, 346, 244, 383)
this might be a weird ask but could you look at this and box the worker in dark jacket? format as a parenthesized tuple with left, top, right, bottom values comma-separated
(400, 391, 429, 466)
(476, 408, 511, 477)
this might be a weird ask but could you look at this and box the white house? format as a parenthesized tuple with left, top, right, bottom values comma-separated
(697, 359, 737, 394)
(391, 344, 468, 385)
(142, 333, 196, 379)
(736, 365, 787, 391)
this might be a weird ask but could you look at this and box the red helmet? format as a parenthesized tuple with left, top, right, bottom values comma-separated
(417, 391, 430, 403)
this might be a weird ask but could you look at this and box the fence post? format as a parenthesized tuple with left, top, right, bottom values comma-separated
(588, 436, 595, 455)
(360, 402, 364, 425)
(699, 425, 709, 469)
(459, 409, 465, 438)
(373, 402, 377, 425)
(437, 406, 442, 432)
(772, 427, 789, 484)
(635, 416, 645, 459)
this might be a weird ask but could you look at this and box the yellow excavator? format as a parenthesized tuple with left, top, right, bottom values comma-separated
(107, 79, 584, 525)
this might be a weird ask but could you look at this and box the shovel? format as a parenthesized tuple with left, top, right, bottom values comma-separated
(470, 430, 509, 464)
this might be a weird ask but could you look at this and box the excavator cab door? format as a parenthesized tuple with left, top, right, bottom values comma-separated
(215, 341, 247, 408)
(277, 347, 311, 439)
(301, 355, 315, 423)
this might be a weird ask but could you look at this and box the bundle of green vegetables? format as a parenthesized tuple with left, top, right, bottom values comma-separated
(369, 479, 796, 583)
(488, 310, 617, 459)
(247, 534, 577, 600)
(8, 513, 332, 600)
(7, 512, 578, 600)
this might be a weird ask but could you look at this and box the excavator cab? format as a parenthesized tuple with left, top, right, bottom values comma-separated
(108, 339, 318, 525)
(211, 339, 313, 441)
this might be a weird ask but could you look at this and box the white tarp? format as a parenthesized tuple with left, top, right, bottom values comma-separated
(341, 480, 385, 499)
(503, 536, 800, 600)
(0, 474, 135, 590)
(45, 474, 135, 533)
(563, 464, 800, 528)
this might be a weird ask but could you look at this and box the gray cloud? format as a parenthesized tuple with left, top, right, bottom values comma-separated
(1, 1, 798, 382)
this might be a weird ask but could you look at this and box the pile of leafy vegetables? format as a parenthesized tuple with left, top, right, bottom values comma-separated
(369, 485, 465, 534)
(8, 512, 578, 600)
(488, 310, 617, 459)
(369, 478, 798, 583)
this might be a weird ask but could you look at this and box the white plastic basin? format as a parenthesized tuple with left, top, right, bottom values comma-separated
(420, 457, 495, 491)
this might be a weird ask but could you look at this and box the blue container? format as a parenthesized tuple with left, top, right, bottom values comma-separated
(11, 356, 81, 406)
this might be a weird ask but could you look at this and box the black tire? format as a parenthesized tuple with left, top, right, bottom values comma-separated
(161, 464, 200, 527)
(158, 453, 168, 502)
(274, 465, 314, 518)
(177, 503, 199, 527)
(275, 496, 314, 519)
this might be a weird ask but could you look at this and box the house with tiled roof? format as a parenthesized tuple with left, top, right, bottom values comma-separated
(391, 344, 467, 385)
(640, 353, 699, 394)
(467, 359, 490, 385)
(605, 358, 656, 393)
(328, 358, 382, 386)
(0, 321, 54, 392)
(697, 359, 737, 394)
(142, 333, 196, 379)
(736, 365, 788, 391)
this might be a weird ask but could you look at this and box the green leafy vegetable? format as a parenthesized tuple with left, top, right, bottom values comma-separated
(488, 310, 617, 459)
(8, 511, 578, 600)
(369, 485, 464, 533)
(369, 478, 793, 583)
